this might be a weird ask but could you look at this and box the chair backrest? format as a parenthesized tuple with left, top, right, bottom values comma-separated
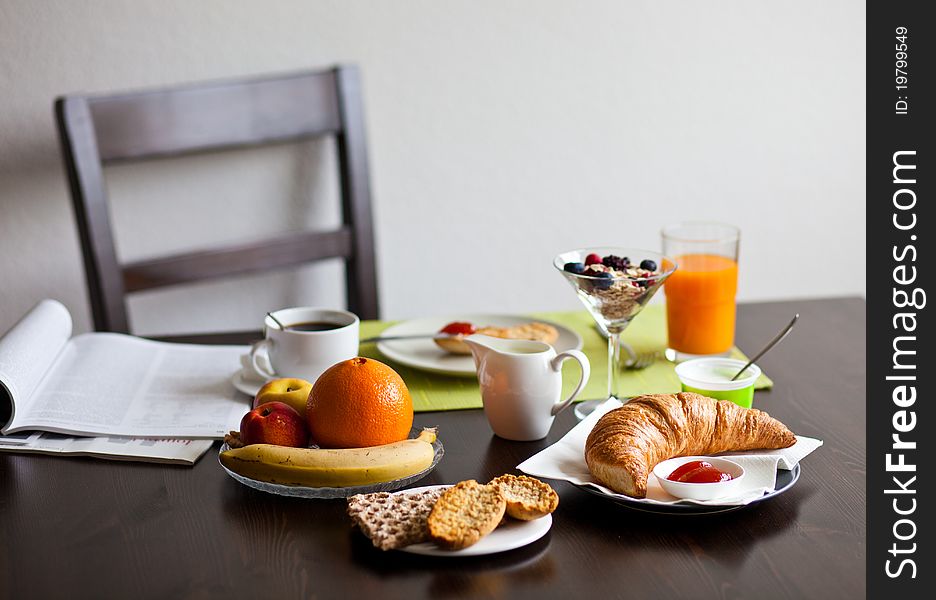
(55, 66, 379, 333)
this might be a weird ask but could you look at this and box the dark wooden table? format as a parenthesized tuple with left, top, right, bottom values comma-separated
(0, 298, 866, 600)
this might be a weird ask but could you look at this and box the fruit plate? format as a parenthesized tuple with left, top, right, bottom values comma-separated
(218, 431, 444, 499)
(376, 314, 582, 377)
(395, 485, 553, 556)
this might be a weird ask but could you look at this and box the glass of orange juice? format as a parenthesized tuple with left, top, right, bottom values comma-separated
(662, 222, 740, 360)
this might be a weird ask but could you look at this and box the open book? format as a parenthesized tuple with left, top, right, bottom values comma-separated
(0, 299, 250, 440)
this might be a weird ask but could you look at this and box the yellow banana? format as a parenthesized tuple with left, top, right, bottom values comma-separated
(220, 428, 438, 487)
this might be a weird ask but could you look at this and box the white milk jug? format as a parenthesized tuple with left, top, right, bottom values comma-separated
(464, 334, 590, 441)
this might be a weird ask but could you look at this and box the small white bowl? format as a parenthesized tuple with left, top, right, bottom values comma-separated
(653, 456, 746, 501)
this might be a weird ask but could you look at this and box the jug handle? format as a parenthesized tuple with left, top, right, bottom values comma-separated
(550, 350, 591, 416)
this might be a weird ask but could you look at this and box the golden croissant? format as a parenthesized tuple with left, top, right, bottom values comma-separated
(585, 393, 796, 498)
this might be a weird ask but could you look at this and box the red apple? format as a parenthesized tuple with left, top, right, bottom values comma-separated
(253, 378, 313, 417)
(239, 401, 309, 447)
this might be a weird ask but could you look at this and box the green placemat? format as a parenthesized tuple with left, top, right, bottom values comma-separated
(359, 305, 772, 413)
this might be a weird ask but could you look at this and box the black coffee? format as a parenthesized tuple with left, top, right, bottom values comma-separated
(286, 321, 342, 332)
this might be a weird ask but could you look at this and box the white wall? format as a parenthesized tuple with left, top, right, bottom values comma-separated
(0, 0, 865, 335)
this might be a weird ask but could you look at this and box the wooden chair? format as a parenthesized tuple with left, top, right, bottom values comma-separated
(55, 65, 379, 334)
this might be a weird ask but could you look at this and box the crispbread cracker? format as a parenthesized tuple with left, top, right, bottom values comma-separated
(428, 480, 506, 550)
(490, 474, 559, 520)
(347, 488, 444, 551)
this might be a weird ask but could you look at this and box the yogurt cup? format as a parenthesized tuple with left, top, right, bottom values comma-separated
(674, 357, 761, 408)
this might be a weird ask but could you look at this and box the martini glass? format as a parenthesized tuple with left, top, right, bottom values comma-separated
(553, 248, 676, 419)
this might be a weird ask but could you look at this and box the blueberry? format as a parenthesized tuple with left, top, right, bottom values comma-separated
(564, 262, 586, 274)
(593, 271, 613, 290)
(639, 259, 657, 271)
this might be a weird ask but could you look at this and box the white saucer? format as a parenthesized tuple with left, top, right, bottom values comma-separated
(230, 369, 265, 397)
(396, 485, 552, 556)
(376, 314, 582, 377)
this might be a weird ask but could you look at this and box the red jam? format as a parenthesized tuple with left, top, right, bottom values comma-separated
(666, 460, 733, 484)
(439, 321, 475, 335)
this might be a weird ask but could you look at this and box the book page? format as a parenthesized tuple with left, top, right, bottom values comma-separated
(0, 432, 214, 465)
(6, 333, 250, 438)
(0, 299, 72, 429)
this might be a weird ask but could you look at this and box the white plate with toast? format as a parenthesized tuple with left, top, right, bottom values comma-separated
(395, 485, 552, 556)
(375, 315, 582, 377)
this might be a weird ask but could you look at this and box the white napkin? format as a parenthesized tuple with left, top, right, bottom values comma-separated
(517, 398, 823, 506)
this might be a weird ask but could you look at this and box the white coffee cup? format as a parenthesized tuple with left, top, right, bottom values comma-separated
(249, 307, 359, 383)
(463, 335, 590, 441)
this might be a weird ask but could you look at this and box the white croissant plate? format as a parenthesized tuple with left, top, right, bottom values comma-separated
(571, 463, 801, 515)
(518, 398, 814, 515)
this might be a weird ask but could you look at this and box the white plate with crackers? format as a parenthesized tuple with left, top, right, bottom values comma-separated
(348, 476, 557, 556)
(394, 485, 552, 557)
(375, 315, 582, 377)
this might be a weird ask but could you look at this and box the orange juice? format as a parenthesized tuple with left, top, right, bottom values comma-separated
(664, 254, 738, 355)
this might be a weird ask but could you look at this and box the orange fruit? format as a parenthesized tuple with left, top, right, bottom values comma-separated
(307, 357, 414, 448)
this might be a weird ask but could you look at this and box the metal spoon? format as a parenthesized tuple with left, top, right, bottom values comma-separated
(265, 312, 287, 330)
(731, 314, 799, 381)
